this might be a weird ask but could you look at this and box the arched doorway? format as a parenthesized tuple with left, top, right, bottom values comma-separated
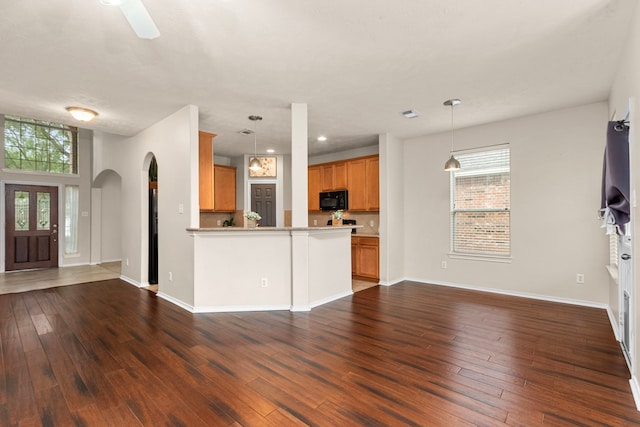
(148, 156, 158, 285)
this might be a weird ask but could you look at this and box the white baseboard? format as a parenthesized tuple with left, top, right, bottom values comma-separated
(157, 292, 195, 312)
(193, 304, 291, 313)
(119, 275, 143, 288)
(630, 376, 640, 411)
(291, 304, 311, 312)
(378, 277, 406, 287)
(406, 277, 609, 309)
(607, 306, 621, 341)
(310, 290, 353, 309)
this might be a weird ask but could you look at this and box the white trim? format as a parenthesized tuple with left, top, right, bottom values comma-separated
(379, 277, 406, 287)
(608, 306, 621, 341)
(290, 304, 311, 312)
(448, 253, 513, 263)
(630, 376, 640, 411)
(193, 304, 291, 313)
(310, 290, 353, 309)
(119, 275, 143, 288)
(405, 277, 609, 309)
(157, 292, 195, 312)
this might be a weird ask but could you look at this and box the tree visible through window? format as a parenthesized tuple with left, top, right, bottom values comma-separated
(4, 115, 78, 174)
(451, 147, 510, 256)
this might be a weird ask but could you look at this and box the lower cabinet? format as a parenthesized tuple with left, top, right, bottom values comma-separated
(351, 236, 379, 282)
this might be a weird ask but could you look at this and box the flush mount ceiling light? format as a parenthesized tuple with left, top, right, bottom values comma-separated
(317, 135, 327, 142)
(248, 115, 263, 171)
(66, 106, 98, 122)
(401, 109, 420, 119)
(443, 99, 461, 172)
(266, 149, 275, 154)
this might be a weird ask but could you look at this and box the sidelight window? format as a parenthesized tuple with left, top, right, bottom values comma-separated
(450, 146, 510, 257)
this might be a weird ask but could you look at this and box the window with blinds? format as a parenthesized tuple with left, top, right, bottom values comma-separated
(450, 146, 510, 256)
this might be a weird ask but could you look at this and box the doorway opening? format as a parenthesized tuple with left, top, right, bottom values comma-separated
(148, 156, 158, 286)
(251, 183, 276, 227)
(4, 184, 59, 271)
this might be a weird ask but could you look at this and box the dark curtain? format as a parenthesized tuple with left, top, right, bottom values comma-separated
(601, 120, 630, 234)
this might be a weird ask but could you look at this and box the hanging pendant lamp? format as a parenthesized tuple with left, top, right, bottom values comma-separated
(443, 99, 461, 171)
(248, 115, 263, 171)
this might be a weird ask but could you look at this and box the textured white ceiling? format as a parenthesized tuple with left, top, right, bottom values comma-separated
(0, 0, 634, 157)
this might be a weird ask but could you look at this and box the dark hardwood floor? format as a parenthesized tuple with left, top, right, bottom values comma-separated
(1, 279, 638, 426)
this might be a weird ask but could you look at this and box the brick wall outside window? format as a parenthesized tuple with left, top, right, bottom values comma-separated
(451, 147, 510, 256)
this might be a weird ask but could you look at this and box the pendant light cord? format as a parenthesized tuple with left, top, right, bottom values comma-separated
(450, 103, 454, 154)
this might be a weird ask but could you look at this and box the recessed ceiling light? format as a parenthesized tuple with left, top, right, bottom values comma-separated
(401, 109, 420, 119)
(66, 106, 98, 122)
(317, 135, 327, 142)
(266, 149, 275, 153)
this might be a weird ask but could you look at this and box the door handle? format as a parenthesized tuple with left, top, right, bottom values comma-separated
(622, 253, 631, 260)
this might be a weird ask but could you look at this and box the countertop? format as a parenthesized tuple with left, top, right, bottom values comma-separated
(187, 225, 361, 232)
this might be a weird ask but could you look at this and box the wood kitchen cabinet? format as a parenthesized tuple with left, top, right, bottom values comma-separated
(352, 236, 379, 281)
(321, 161, 347, 191)
(199, 131, 216, 211)
(213, 165, 236, 212)
(308, 165, 322, 211)
(308, 154, 379, 212)
(365, 156, 379, 211)
(346, 155, 378, 211)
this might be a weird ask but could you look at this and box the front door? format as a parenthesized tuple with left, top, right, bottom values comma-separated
(5, 184, 59, 271)
(251, 184, 276, 227)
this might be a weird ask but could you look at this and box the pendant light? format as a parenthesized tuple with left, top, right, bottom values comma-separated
(248, 115, 263, 171)
(443, 99, 461, 171)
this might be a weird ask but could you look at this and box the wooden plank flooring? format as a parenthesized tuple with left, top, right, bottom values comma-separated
(0, 279, 638, 426)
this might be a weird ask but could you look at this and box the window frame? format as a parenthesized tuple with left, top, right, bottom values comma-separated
(449, 145, 511, 262)
(4, 115, 79, 175)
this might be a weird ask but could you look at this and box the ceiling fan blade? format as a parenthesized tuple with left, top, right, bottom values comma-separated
(119, 0, 160, 40)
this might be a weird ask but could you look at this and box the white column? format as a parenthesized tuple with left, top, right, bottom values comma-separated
(290, 103, 310, 310)
(291, 103, 308, 227)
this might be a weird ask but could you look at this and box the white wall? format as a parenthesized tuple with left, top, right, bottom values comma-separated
(379, 133, 405, 285)
(309, 145, 378, 165)
(100, 172, 122, 262)
(93, 105, 198, 306)
(402, 102, 609, 305)
(609, 0, 640, 390)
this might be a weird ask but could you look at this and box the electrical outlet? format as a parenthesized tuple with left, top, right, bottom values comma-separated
(169, 272, 173, 281)
(126, 258, 129, 266)
(261, 278, 268, 288)
(313, 220, 318, 226)
(576, 273, 584, 284)
(217, 220, 221, 226)
(441, 261, 447, 269)
(369, 220, 375, 227)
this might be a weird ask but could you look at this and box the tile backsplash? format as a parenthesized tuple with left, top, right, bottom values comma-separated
(308, 211, 379, 234)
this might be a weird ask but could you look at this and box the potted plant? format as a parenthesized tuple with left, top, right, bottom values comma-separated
(244, 211, 261, 228)
(331, 210, 344, 226)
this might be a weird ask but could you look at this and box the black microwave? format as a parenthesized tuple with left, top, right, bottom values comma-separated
(319, 190, 348, 211)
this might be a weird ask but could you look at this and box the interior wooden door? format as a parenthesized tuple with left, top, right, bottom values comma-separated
(251, 184, 276, 227)
(5, 184, 59, 271)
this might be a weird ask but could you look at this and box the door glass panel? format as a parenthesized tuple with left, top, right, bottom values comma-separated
(37, 192, 50, 230)
(15, 191, 29, 231)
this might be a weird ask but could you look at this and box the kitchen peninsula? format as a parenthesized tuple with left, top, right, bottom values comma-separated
(182, 225, 359, 313)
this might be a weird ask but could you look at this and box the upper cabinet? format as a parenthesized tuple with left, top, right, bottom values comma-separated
(308, 165, 322, 211)
(309, 154, 379, 212)
(213, 165, 236, 212)
(199, 131, 237, 212)
(321, 161, 347, 191)
(199, 131, 216, 211)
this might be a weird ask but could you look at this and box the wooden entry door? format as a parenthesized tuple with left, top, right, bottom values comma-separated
(5, 184, 59, 271)
(251, 184, 276, 227)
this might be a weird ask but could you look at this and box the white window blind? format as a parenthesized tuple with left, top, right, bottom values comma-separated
(451, 147, 510, 256)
